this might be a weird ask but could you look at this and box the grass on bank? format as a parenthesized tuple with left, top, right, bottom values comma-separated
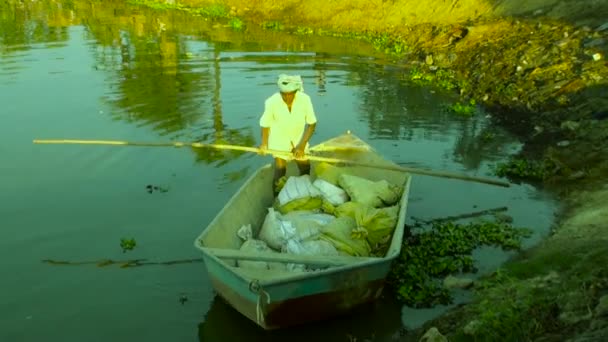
(445, 237, 608, 341)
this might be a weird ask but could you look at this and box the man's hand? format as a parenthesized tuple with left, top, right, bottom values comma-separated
(292, 144, 306, 159)
(258, 143, 268, 155)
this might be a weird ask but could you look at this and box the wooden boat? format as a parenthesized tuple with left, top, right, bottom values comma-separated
(194, 131, 412, 330)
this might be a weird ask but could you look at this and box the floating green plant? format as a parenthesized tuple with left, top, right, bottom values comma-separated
(387, 220, 533, 307)
(493, 157, 557, 181)
(120, 238, 137, 253)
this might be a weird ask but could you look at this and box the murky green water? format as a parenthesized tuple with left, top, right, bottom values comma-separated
(1, 1, 559, 341)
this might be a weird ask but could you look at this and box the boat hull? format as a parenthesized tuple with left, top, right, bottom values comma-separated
(203, 252, 391, 330)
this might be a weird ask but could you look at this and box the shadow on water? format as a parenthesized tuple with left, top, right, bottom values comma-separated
(199, 294, 406, 342)
(1, 1, 561, 341)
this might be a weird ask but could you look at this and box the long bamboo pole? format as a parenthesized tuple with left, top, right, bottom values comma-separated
(32, 138, 511, 187)
(317, 156, 511, 187)
(32, 138, 289, 155)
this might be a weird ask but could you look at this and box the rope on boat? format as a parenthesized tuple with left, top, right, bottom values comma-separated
(249, 280, 271, 326)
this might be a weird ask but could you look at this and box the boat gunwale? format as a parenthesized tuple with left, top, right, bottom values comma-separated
(193, 132, 411, 287)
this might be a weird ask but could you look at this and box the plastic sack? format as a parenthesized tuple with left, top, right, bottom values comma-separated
(258, 208, 335, 250)
(281, 211, 322, 241)
(313, 178, 349, 206)
(313, 162, 343, 185)
(313, 162, 359, 186)
(276, 175, 323, 214)
(283, 210, 336, 227)
(338, 174, 401, 208)
(321, 199, 336, 215)
(335, 202, 400, 246)
(284, 211, 335, 242)
(238, 240, 272, 270)
(365, 205, 399, 246)
(278, 197, 323, 214)
(319, 217, 371, 257)
(257, 208, 297, 250)
(282, 238, 340, 256)
(282, 238, 340, 272)
(236, 223, 254, 241)
(277, 175, 321, 207)
(236, 224, 285, 271)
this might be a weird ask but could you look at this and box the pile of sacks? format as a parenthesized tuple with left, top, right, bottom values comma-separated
(236, 162, 403, 272)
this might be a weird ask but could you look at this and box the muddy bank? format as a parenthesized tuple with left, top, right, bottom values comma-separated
(125, 0, 608, 340)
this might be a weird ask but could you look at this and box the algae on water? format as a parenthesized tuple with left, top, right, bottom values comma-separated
(387, 220, 533, 308)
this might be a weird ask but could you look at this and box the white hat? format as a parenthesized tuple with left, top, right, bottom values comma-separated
(277, 74, 304, 93)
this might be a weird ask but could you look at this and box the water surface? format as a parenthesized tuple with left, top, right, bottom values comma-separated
(0, 1, 558, 341)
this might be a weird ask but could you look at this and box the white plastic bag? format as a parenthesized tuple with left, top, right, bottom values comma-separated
(282, 239, 340, 272)
(258, 208, 297, 250)
(283, 210, 336, 227)
(258, 208, 335, 250)
(238, 239, 272, 270)
(277, 175, 322, 207)
(283, 239, 340, 256)
(237, 224, 253, 241)
(236, 224, 286, 271)
(281, 211, 335, 242)
(313, 178, 349, 206)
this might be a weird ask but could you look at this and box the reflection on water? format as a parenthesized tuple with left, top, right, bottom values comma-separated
(1, 1, 559, 341)
(199, 294, 406, 342)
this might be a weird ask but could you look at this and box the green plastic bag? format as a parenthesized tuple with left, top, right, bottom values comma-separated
(313, 162, 344, 185)
(335, 202, 399, 246)
(319, 216, 371, 257)
(277, 197, 323, 215)
(320, 198, 336, 215)
(313, 162, 358, 186)
(338, 174, 402, 208)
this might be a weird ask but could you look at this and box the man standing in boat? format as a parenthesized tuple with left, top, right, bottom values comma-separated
(258, 74, 317, 195)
